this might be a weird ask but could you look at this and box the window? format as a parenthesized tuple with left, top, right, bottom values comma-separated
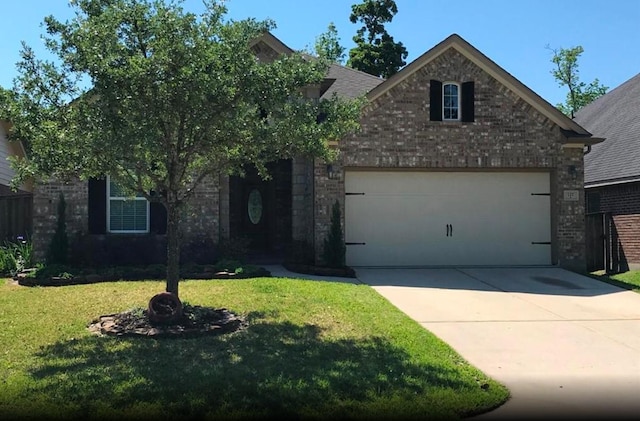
(443, 82, 460, 120)
(430, 80, 475, 122)
(107, 176, 149, 233)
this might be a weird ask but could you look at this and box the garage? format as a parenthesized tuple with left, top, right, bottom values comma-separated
(344, 171, 551, 267)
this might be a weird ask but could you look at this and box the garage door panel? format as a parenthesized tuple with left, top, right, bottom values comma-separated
(345, 171, 551, 267)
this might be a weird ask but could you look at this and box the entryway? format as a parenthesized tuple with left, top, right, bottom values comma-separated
(228, 159, 292, 262)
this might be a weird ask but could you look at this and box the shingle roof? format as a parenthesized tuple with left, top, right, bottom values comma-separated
(574, 72, 640, 186)
(321, 63, 384, 100)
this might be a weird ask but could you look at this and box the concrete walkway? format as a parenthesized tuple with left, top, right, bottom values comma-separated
(267, 265, 640, 419)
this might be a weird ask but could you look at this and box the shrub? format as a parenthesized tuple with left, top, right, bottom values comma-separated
(322, 200, 346, 268)
(0, 236, 33, 276)
(47, 192, 69, 265)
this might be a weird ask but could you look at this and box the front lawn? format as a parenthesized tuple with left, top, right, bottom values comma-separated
(589, 269, 640, 292)
(0, 276, 509, 420)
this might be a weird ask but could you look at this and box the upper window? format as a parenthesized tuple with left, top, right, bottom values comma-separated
(443, 82, 460, 121)
(107, 176, 149, 233)
(429, 80, 475, 122)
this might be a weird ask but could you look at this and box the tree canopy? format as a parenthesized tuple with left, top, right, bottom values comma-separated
(314, 22, 346, 64)
(549, 45, 608, 118)
(0, 0, 364, 298)
(346, 0, 407, 78)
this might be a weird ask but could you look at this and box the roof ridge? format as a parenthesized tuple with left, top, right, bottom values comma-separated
(330, 62, 385, 82)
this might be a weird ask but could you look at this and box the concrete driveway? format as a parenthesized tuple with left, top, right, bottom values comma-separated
(356, 267, 640, 419)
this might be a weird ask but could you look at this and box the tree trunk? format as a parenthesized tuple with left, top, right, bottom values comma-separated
(165, 201, 181, 297)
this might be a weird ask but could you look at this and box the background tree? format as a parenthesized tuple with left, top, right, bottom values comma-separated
(347, 0, 408, 78)
(549, 45, 608, 117)
(0, 0, 363, 300)
(314, 22, 345, 64)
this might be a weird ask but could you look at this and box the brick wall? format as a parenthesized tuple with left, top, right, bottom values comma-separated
(313, 48, 587, 270)
(587, 182, 640, 267)
(32, 178, 88, 262)
(32, 176, 220, 264)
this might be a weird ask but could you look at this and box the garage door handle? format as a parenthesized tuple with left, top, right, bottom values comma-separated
(446, 224, 453, 237)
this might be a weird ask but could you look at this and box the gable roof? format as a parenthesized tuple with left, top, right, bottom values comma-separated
(322, 63, 384, 100)
(574, 72, 640, 187)
(254, 31, 384, 100)
(367, 33, 601, 144)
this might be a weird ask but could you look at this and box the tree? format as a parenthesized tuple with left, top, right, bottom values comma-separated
(347, 0, 408, 78)
(322, 200, 346, 268)
(549, 45, 608, 118)
(0, 0, 363, 300)
(315, 22, 345, 64)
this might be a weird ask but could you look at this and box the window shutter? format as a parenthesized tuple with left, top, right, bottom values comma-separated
(461, 81, 475, 122)
(88, 178, 107, 234)
(430, 80, 443, 121)
(149, 202, 167, 234)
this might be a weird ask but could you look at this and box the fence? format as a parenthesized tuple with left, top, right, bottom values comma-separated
(0, 193, 32, 243)
(585, 212, 624, 273)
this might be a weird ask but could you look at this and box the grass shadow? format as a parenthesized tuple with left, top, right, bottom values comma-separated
(19, 311, 488, 419)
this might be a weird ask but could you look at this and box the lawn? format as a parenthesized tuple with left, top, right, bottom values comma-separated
(0, 276, 509, 420)
(588, 269, 640, 292)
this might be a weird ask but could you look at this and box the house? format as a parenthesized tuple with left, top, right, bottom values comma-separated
(574, 72, 640, 272)
(30, 33, 601, 271)
(0, 120, 33, 241)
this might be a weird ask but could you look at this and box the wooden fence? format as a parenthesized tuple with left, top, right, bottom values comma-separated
(0, 193, 32, 243)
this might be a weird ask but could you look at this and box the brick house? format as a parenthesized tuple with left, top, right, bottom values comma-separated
(31, 33, 601, 271)
(574, 72, 640, 272)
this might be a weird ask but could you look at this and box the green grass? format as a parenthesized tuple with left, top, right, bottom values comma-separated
(0, 276, 509, 420)
(588, 269, 640, 292)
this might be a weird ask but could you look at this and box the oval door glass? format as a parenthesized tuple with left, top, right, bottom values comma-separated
(247, 189, 263, 225)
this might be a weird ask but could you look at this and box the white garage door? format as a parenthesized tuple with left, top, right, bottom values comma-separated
(345, 171, 551, 267)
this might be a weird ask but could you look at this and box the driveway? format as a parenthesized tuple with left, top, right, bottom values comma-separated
(356, 267, 640, 419)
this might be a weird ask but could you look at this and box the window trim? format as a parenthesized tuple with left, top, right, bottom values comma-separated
(442, 81, 461, 121)
(106, 176, 150, 234)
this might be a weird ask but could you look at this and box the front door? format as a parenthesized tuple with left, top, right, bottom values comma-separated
(242, 180, 269, 251)
(228, 159, 292, 256)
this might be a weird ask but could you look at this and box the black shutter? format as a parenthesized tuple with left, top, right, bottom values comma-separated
(429, 80, 442, 121)
(88, 178, 106, 234)
(149, 202, 167, 234)
(461, 81, 475, 122)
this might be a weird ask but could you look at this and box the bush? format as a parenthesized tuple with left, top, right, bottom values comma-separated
(322, 200, 346, 268)
(47, 192, 68, 265)
(0, 236, 33, 276)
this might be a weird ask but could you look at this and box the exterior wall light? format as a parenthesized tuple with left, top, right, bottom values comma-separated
(327, 164, 338, 180)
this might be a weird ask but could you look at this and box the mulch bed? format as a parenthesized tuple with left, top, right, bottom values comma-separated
(88, 305, 246, 338)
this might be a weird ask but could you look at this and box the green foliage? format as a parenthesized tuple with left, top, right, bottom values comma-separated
(0, 237, 33, 276)
(347, 0, 408, 78)
(314, 22, 346, 64)
(47, 192, 68, 265)
(1, 0, 364, 295)
(322, 200, 346, 268)
(549, 45, 608, 117)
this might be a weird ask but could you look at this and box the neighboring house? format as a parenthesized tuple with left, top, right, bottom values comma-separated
(0, 120, 33, 241)
(31, 33, 601, 271)
(574, 72, 640, 272)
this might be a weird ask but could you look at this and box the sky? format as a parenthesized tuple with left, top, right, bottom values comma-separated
(0, 0, 639, 108)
